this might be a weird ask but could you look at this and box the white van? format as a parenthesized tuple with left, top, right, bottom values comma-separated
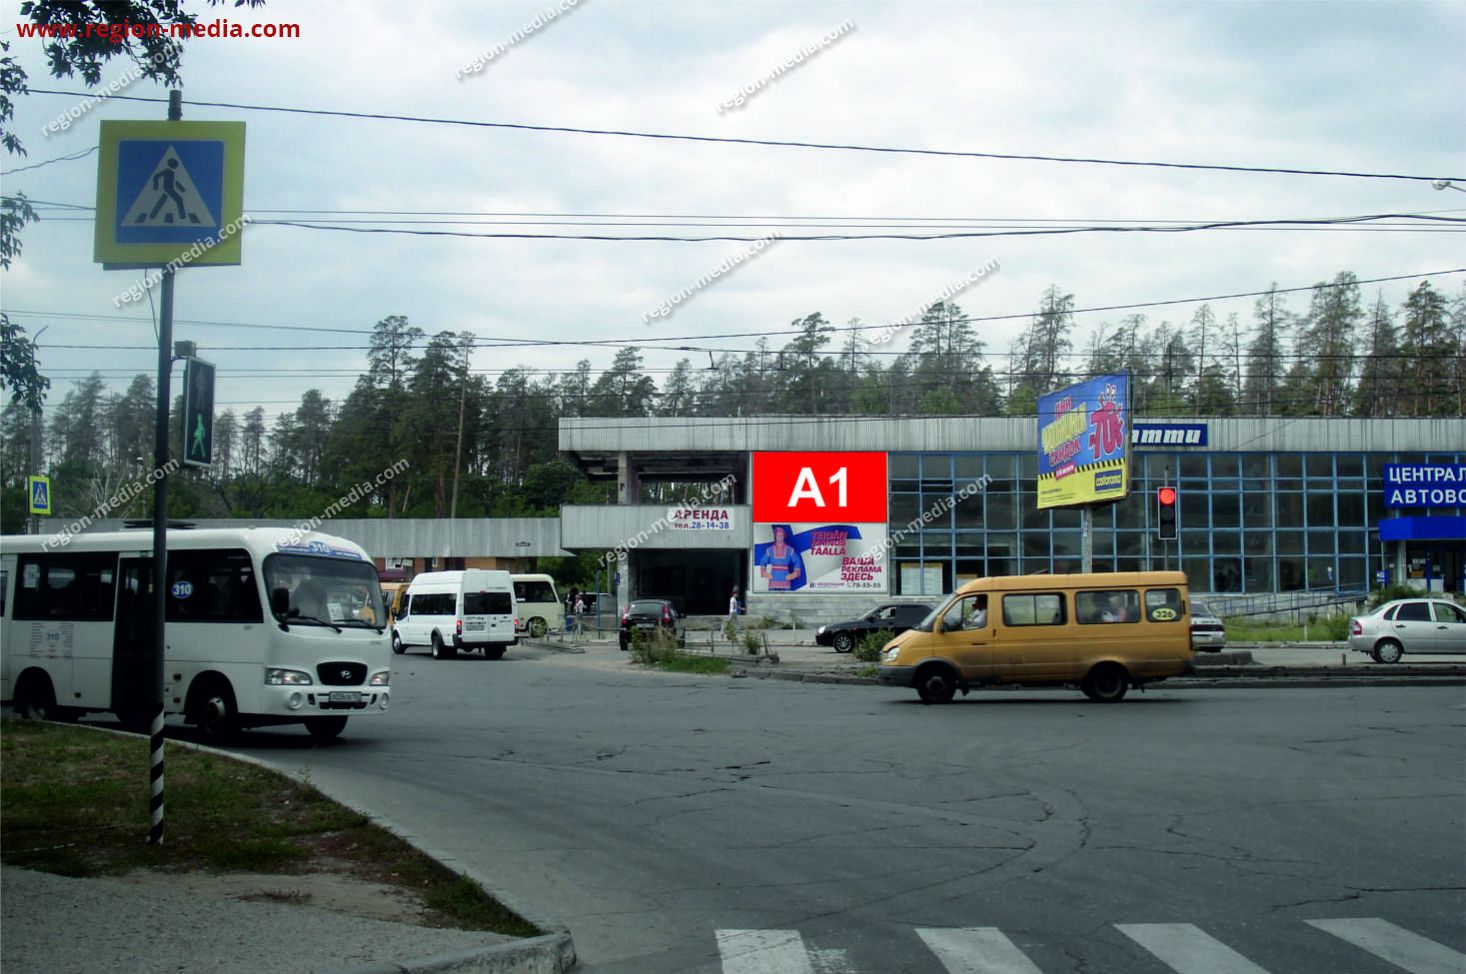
(511, 573, 564, 638)
(392, 569, 517, 660)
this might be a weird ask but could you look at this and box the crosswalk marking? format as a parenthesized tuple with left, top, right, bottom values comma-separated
(715, 919, 1465, 973)
(916, 927, 1046, 974)
(716, 929, 816, 974)
(1307, 918, 1466, 974)
(1115, 923, 1273, 974)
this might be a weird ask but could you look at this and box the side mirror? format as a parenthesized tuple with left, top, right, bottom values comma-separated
(270, 587, 291, 617)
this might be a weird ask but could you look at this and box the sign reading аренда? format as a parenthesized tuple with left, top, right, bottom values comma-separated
(1382, 464, 1466, 508)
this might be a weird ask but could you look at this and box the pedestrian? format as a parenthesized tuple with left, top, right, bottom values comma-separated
(728, 586, 742, 635)
(573, 592, 587, 641)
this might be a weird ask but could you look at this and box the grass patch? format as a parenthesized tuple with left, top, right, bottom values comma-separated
(855, 665, 880, 678)
(0, 720, 540, 936)
(629, 628, 731, 674)
(1225, 615, 1351, 642)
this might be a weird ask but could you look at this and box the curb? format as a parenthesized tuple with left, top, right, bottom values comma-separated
(730, 666, 1466, 689)
(329, 931, 575, 974)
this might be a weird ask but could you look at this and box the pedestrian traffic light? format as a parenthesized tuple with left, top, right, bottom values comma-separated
(1156, 486, 1178, 541)
(182, 357, 215, 468)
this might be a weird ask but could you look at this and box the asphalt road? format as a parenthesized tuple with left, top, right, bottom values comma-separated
(233, 645, 1466, 973)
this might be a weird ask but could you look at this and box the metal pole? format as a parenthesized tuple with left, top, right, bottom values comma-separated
(1080, 507, 1093, 573)
(27, 327, 48, 535)
(147, 88, 183, 847)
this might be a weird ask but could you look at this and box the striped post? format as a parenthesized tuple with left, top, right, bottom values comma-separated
(148, 706, 165, 845)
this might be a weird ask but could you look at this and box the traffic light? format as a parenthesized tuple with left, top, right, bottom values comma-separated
(182, 357, 215, 468)
(1156, 486, 1178, 541)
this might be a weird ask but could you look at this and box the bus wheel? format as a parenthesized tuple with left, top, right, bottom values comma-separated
(392, 632, 406, 655)
(528, 617, 548, 638)
(192, 679, 240, 741)
(306, 716, 348, 740)
(431, 632, 455, 659)
(484, 645, 506, 660)
(1082, 664, 1129, 703)
(15, 672, 66, 722)
(915, 663, 958, 705)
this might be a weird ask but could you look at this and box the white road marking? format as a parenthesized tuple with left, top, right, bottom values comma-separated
(1116, 923, 1273, 974)
(916, 927, 1047, 974)
(716, 929, 817, 974)
(1307, 917, 1466, 974)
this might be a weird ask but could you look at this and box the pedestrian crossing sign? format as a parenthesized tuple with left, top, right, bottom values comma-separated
(27, 475, 52, 516)
(95, 120, 245, 268)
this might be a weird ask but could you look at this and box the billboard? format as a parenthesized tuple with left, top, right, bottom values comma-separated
(751, 452, 888, 594)
(1036, 374, 1129, 510)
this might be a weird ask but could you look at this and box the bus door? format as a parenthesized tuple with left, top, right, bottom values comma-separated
(111, 558, 157, 722)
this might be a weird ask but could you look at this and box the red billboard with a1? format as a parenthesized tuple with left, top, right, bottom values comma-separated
(752, 452, 888, 523)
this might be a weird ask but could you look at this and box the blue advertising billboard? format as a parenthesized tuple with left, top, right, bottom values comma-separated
(1037, 374, 1129, 510)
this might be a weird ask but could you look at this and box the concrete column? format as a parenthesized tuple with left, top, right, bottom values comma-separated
(617, 451, 639, 505)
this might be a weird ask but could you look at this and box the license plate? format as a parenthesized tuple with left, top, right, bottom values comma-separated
(328, 691, 362, 703)
(465, 619, 486, 631)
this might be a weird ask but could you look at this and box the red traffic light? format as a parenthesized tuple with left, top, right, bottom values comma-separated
(1157, 486, 1177, 505)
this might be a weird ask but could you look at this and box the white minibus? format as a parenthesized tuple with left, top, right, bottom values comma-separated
(393, 569, 517, 659)
(0, 527, 391, 741)
(511, 573, 564, 638)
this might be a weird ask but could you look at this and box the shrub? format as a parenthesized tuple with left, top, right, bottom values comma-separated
(1368, 583, 1429, 609)
(722, 618, 738, 643)
(742, 632, 763, 655)
(853, 628, 895, 663)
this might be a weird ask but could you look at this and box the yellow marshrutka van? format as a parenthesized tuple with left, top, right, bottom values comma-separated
(877, 571, 1194, 704)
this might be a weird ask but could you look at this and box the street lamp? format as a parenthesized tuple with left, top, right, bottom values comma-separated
(1433, 180, 1466, 193)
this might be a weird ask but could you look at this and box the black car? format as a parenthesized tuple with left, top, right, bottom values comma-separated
(816, 601, 935, 653)
(619, 598, 686, 651)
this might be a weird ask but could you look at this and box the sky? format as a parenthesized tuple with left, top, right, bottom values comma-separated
(2, 0, 1464, 428)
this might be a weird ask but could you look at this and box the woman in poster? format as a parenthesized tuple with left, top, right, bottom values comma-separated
(760, 525, 804, 591)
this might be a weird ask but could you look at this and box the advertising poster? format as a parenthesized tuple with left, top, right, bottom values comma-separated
(1036, 373, 1129, 510)
(751, 452, 888, 594)
(752, 522, 888, 593)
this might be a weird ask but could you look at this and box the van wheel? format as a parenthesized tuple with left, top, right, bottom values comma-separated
(528, 617, 548, 638)
(14, 672, 69, 722)
(431, 632, 455, 660)
(306, 716, 348, 740)
(1374, 639, 1403, 664)
(1082, 664, 1129, 703)
(191, 678, 240, 741)
(484, 645, 506, 660)
(832, 633, 855, 654)
(915, 664, 957, 705)
(392, 632, 406, 655)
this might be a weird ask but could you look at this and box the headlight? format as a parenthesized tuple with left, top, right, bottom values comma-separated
(884, 646, 901, 662)
(265, 667, 313, 686)
(817, 625, 826, 635)
(369, 670, 390, 686)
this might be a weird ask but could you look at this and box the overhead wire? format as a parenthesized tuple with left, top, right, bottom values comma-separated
(22, 88, 1466, 184)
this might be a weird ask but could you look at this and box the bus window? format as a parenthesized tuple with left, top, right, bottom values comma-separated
(166, 549, 263, 624)
(13, 554, 118, 621)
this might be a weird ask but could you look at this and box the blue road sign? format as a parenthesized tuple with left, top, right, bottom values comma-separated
(28, 475, 52, 516)
(115, 139, 224, 244)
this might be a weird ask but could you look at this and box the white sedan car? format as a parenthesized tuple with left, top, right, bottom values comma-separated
(1348, 598, 1466, 663)
(1189, 601, 1226, 652)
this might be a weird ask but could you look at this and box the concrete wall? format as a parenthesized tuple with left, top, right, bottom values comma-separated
(84, 517, 567, 558)
(560, 504, 750, 551)
(562, 415, 1466, 454)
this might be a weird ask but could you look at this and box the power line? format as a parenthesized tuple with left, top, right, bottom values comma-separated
(23, 88, 1466, 184)
(8, 265, 1461, 349)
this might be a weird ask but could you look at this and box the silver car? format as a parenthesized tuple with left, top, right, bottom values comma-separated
(1348, 598, 1466, 663)
(1190, 601, 1226, 653)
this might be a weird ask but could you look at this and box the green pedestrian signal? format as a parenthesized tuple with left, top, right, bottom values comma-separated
(182, 357, 215, 468)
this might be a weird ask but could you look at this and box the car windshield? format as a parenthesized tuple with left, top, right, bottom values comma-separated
(264, 552, 385, 629)
(913, 599, 952, 633)
(1193, 602, 1215, 618)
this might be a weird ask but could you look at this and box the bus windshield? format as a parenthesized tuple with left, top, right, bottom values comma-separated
(264, 553, 385, 629)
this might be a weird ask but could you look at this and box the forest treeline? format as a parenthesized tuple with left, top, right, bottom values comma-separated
(3, 273, 1463, 534)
